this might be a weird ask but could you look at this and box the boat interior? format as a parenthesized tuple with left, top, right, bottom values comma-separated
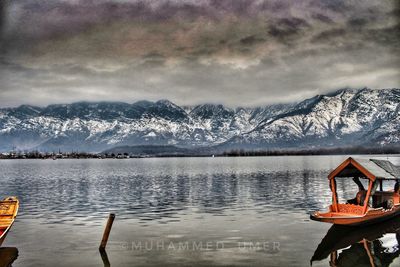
(0, 197, 18, 238)
(0, 219, 14, 234)
(315, 158, 400, 219)
(316, 180, 400, 219)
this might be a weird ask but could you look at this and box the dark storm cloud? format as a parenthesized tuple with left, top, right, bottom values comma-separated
(2, 0, 399, 58)
(311, 13, 334, 24)
(311, 0, 348, 12)
(0, 1, 4, 31)
(0, 0, 399, 107)
(239, 35, 266, 46)
(267, 17, 310, 44)
(311, 28, 346, 43)
(0, 0, 7, 43)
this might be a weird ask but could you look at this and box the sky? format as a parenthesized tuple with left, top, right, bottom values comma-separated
(0, 0, 399, 107)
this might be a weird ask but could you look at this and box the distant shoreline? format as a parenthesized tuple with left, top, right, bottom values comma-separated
(1, 146, 399, 160)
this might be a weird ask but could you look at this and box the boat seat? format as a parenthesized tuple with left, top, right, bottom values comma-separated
(0, 219, 13, 228)
(373, 191, 398, 208)
(331, 204, 365, 215)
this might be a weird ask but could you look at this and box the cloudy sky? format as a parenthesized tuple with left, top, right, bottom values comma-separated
(0, 0, 399, 107)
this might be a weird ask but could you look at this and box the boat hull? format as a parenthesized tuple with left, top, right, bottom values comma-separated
(0, 197, 19, 246)
(310, 205, 400, 226)
(0, 222, 14, 247)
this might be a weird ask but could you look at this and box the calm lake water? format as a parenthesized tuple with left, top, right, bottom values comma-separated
(1, 155, 400, 267)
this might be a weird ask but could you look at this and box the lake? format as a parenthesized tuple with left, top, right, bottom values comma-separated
(1, 155, 399, 266)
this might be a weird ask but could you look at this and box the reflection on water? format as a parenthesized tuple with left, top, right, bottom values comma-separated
(0, 157, 337, 224)
(99, 249, 110, 267)
(0, 247, 18, 267)
(312, 215, 400, 266)
(0, 156, 399, 266)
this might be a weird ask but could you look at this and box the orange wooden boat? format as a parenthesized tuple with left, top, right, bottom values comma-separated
(310, 157, 400, 226)
(0, 197, 19, 246)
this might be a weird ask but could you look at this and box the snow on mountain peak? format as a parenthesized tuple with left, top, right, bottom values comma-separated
(0, 88, 398, 152)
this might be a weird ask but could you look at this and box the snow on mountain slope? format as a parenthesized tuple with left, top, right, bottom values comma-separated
(0, 88, 398, 152)
(225, 88, 400, 148)
(0, 99, 292, 151)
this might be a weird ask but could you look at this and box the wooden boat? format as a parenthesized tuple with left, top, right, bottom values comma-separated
(0, 197, 19, 246)
(310, 157, 400, 226)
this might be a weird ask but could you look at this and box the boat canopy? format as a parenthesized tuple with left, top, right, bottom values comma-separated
(328, 157, 400, 181)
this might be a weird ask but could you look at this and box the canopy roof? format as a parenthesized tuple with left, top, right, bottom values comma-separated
(328, 157, 400, 181)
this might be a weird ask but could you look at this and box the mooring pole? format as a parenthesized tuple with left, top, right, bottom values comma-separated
(99, 213, 115, 250)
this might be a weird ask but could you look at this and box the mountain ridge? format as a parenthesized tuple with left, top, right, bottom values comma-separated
(0, 88, 398, 152)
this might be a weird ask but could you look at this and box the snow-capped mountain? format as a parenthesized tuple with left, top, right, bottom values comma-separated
(0, 88, 398, 152)
(0, 99, 293, 151)
(224, 88, 400, 149)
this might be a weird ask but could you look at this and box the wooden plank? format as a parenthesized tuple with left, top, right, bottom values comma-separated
(362, 180, 374, 214)
(331, 179, 339, 212)
(328, 157, 352, 180)
(328, 157, 376, 181)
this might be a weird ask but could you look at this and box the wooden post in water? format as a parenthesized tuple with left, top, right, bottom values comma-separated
(99, 213, 115, 250)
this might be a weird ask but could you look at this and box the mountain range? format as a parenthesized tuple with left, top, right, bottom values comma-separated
(0, 88, 399, 152)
